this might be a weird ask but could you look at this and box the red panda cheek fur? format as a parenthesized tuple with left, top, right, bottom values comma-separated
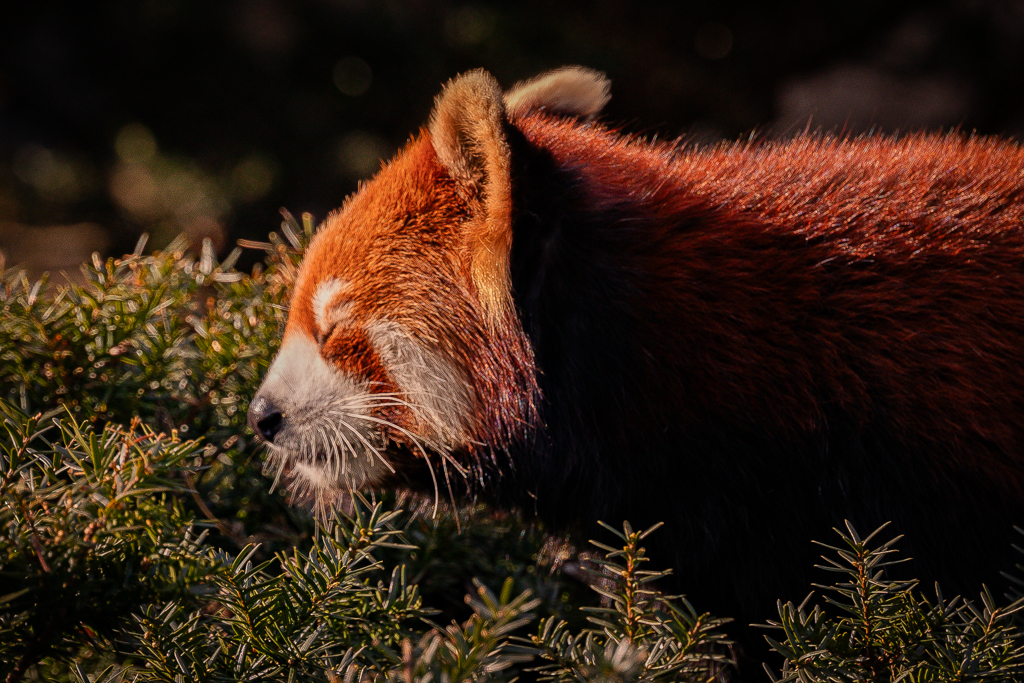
(260, 67, 1024, 654)
(320, 328, 392, 394)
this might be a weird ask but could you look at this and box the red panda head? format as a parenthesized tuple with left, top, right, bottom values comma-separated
(248, 67, 609, 509)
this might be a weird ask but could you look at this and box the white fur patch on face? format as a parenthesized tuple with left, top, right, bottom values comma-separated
(365, 320, 476, 446)
(312, 278, 352, 338)
(254, 332, 394, 499)
(253, 316, 479, 515)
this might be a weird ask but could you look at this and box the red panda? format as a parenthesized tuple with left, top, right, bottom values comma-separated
(249, 67, 1024, 638)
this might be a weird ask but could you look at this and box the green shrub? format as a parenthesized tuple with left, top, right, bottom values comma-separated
(763, 523, 1024, 682)
(0, 214, 598, 682)
(0, 216, 303, 558)
(0, 400, 221, 681)
(4, 218, 1024, 682)
(528, 521, 732, 682)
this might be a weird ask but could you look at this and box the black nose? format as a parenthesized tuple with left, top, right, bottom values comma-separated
(248, 395, 284, 443)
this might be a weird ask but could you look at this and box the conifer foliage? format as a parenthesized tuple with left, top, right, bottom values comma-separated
(0, 400, 218, 681)
(528, 521, 733, 682)
(763, 523, 1024, 682)
(3, 215, 1024, 681)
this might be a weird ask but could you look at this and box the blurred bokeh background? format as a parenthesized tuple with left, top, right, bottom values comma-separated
(2, 0, 1023, 277)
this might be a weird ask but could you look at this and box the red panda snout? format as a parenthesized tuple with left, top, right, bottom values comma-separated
(250, 332, 397, 506)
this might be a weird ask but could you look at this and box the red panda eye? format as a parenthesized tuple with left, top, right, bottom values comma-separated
(317, 322, 338, 346)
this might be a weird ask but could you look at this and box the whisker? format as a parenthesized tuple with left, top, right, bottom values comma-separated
(322, 424, 340, 483)
(353, 424, 386, 466)
(441, 457, 460, 533)
(340, 389, 471, 413)
(345, 412, 460, 470)
(343, 412, 447, 516)
(265, 375, 477, 519)
(334, 414, 395, 474)
(325, 419, 356, 475)
(337, 400, 415, 411)
(267, 447, 287, 493)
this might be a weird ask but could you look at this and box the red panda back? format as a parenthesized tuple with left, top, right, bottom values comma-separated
(499, 111, 1024, 637)
(511, 118, 1024, 488)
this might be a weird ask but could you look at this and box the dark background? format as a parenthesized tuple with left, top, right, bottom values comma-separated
(2, 0, 1023, 277)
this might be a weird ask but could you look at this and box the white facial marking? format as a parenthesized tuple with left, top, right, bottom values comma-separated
(255, 332, 394, 501)
(253, 315, 478, 516)
(365, 320, 476, 446)
(312, 278, 352, 337)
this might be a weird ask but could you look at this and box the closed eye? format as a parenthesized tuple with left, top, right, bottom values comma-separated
(316, 301, 356, 345)
(317, 321, 338, 346)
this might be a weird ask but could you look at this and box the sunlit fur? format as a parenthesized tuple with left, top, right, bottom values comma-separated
(256, 333, 398, 514)
(252, 67, 1024, 644)
(504, 66, 610, 120)
(254, 124, 538, 512)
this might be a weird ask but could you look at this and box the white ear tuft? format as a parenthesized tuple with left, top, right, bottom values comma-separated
(504, 66, 611, 120)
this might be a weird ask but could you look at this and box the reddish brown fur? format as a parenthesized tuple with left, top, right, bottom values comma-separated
(510, 119, 1024, 488)
(287, 137, 539, 453)
(481, 118, 1024, 660)
(321, 329, 392, 391)
(259, 69, 1024, 660)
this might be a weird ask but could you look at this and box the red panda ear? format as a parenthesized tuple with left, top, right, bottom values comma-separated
(504, 66, 610, 120)
(429, 69, 513, 326)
